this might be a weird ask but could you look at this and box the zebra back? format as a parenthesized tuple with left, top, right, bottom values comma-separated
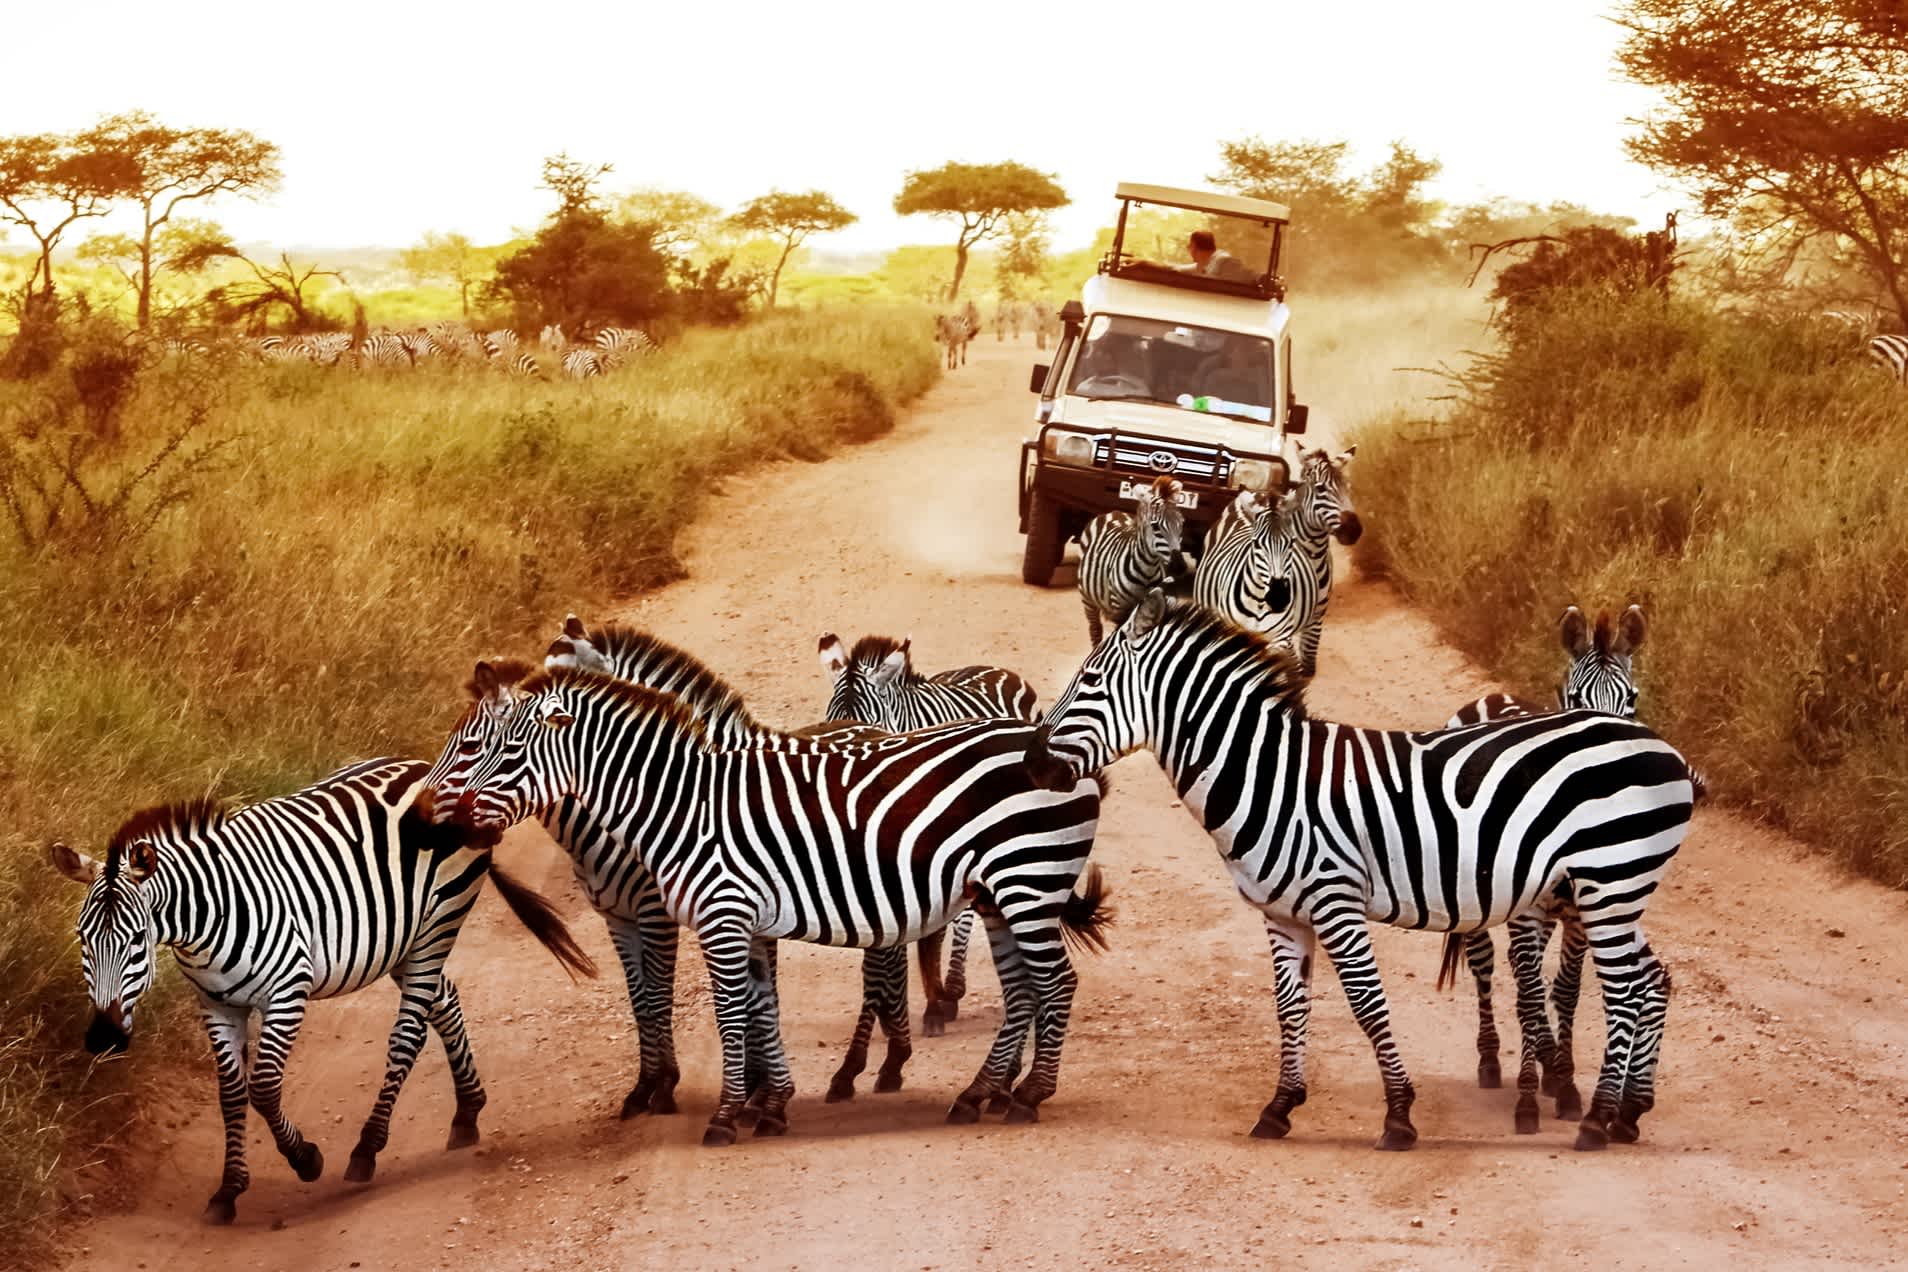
(818, 633, 1038, 731)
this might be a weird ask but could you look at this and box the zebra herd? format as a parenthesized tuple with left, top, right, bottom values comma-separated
(48, 463, 1697, 1226)
(143, 321, 656, 380)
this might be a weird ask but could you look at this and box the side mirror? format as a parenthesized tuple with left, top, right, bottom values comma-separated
(1029, 363, 1050, 394)
(1287, 402, 1309, 435)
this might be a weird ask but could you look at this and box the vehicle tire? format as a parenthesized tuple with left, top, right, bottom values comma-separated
(1021, 492, 1064, 586)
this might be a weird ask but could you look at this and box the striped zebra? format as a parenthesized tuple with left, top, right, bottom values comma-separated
(445, 665, 1112, 1145)
(818, 632, 1041, 1034)
(539, 323, 568, 354)
(1024, 591, 1693, 1150)
(1030, 301, 1059, 351)
(1441, 604, 1645, 1119)
(1867, 334, 1908, 382)
(47, 758, 595, 1224)
(1262, 444, 1361, 678)
(1192, 487, 1296, 634)
(595, 326, 654, 367)
(935, 312, 975, 370)
(1076, 476, 1186, 645)
(354, 332, 413, 369)
(561, 348, 604, 379)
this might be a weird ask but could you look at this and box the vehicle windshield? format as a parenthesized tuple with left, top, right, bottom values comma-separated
(1065, 314, 1274, 422)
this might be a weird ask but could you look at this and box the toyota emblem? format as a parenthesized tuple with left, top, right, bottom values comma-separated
(1146, 450, 1178, 473)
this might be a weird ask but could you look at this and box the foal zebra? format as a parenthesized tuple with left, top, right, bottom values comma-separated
(1076, 476, 1186, 645)
(449, 666, 1111, 1145)
(1261, 444, 1361, 678)
(1192, 487, 1296, 635)
(1025, 592, 1693, 1150)
(818, 632, 1042, 1033)
(49, 758, 594, 1224)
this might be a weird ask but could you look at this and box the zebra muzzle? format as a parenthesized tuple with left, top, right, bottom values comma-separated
(1333, 511, 1364, 546)
(85, 1007, 131, 1056)
(1266, 578, 1294, 611)
(1023, 727, 1076, 792)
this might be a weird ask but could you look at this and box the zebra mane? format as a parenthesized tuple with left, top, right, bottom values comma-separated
(572, 623, 762, 735)
(1157, 600, 1309, 717)
(104, 797, 231, 877)
(462, 658, 540, 701)
(517, 666, 720, 747)
(1592, 612, 1615, 657)
(845, 634, 913, 675)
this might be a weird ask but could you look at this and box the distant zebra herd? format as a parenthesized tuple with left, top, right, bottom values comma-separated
(134, 322, 655, 380)
(935, 299, 1063, 370)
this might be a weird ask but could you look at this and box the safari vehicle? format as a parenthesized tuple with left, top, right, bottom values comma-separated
(1017, 183, 1308, 585)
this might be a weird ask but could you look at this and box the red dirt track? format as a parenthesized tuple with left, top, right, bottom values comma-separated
(69, 339, 1908, 1270)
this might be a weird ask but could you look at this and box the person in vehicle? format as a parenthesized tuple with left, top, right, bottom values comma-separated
(1132, 231, 1257, 284)
(1197, 336, 1271, 406)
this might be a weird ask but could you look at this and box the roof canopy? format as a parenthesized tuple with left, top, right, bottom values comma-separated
(1115, 182, 1290, 225)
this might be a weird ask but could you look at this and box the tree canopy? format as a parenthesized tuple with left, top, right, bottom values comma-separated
(727, 189, 855, 307)
(893, 161, 1067, 300)
(0, 129, 139, 308)
(401, 231, 498, 318)
(615, 188, 721, 254)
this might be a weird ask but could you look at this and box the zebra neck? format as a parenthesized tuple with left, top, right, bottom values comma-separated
(145, 858, 221, 956)
(1152, 668, 1303, 831)
(566, 710, 711, 871)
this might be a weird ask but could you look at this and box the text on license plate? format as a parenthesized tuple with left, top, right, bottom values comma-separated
(1119, 480, 1198, 508)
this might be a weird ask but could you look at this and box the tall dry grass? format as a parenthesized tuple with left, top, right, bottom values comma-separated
(1350, 289, 1908, 884)
(0, 304, 938, 1256)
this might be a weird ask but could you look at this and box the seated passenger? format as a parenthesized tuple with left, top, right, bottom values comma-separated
(1198, 338, 1271, 407)
(1131, 231, 1258, 284)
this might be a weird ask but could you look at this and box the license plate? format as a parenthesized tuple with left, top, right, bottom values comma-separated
(1119, 479, 1198, 508)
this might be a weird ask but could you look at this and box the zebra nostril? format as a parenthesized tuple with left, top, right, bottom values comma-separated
(1267, 578, 1294, 611)
(1334, 512, 1364, 546)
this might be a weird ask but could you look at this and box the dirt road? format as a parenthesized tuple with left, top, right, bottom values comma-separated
(71, 340, 1908, 1270)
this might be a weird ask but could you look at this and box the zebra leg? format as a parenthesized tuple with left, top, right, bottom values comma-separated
(942, 908, 976, 1017)
(738, 940, 778, 1128)
(1251, 916, 1314, 1139)
(345, 967, 439, 1182)
(1003, 924, 1082, 1123)
(249, 987, 325, 1184)
(699, 922, 756, 1147)
(743, 935, 797, 1138)
(1313, 907, 1417, 1150)
(1548, 907, 1589, 1121)
(1083, 598, 1105, 648)
(949, 911, 1035, 1123)
(200, 1003, 252, 1225)
(1612, 942, 1672, 1144)
(1466, 930, 1502, 1088)
(614, 888, 684, 1117)
(872, 945, 915, 1093)
(918, 927, 950, 1037)
(606, 913, 658, 1120)
(828, 946, 911, 1101)
(1571, 904, 1651, 1152)
(1506, 916, 1559, 1135)
(425, 977, 487, 1150)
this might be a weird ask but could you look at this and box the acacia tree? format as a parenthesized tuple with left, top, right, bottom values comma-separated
(996, 211, 1051, 301)
(615, 188, 721, 254)
(893, 161, 1067, 300)
(726, 190, 855, 307)
(0, 130, 136, 309)
(82, 112, 280, 328)
(1616, 1, 1908, 322)
(175, 239, 343, 331)
(542, 152, 613, 219)
(400, 231, 496, 318)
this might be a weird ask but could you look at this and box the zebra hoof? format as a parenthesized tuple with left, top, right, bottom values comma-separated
(945, 1099, 983, 1125)
(1477, 1059, 1502, 1090)
(1002, 1100, 1039, 1124)
(1375, 1119, 1417, 1152)
(1514, 1096, 1541, 1135)
(446, 1124, 480, 1151)
(922, 1011, 946, 1039)
(289, 1142, 324, 1183)
(203, 1194, 238, 1226)
(701, 1123, 738, 1148)
(1609, 1116, 1641, 1144)
(1573, 1119, 1610, 1152)
(939, 997, 960, 1022)
(649, 1087, 678, 1115)
(1250, 1111, 1291, 1140)
(344, 1149, 377, 1183)
(825, 1077, 856, 1103)
(620, 1088, 651, 1120)
(752, 1112, 789, 1138)
(985, 1092, 1014, 1115)
(1554, 1085, 1584, 1122)
(873, 1069, 905, 1095)
(735, 1105, 762, 1130)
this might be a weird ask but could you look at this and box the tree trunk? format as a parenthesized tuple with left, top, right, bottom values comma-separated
(136, 222, 155, 330)
(768, 237, 797, 309)
(948, 239, 970, 302)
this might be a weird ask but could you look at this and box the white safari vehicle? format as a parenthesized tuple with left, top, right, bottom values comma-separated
(1017, 183, 1307, 585)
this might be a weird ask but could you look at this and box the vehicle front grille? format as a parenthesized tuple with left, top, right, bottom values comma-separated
(1094, 435, 1232, 485)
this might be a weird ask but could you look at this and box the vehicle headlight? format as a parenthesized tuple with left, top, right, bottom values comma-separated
(1230, 458, 1277, 490)
(1042, 430, 1096, 466)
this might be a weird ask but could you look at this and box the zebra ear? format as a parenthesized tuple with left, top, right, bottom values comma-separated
(873, 642, 910, 687)
(1559, 607, 1590, 658)
(1124, 588, 1169, 644)
(47, 841, 102, 885)
(537, 697, 575, 730)
(472, 661, 501, 697)
(818, 635, 848, 680)
(564, 614, 588, 640)
(125, 840, 159, 882)
(1615, 605, 1646, 656)
(1336, 444, 1357, 464)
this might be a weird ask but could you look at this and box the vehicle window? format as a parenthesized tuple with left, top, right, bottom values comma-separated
(1066, 315, 1273, 421)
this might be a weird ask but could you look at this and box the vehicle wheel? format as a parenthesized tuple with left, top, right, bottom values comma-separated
(1021, 492, 1064, 586)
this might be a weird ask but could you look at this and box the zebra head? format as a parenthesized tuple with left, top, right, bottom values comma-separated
(454, 672, 587, 831)
(1292, 444, 1361, 545)
(1559, 605, 1644, 717)
(1248, 496, 1298, 616)
(1025, 587, 1175, 790)
(48, 827, 172, 1054)
(818, 633, 911, 728)
(421, 659, 538, 823)
(1138, 477, 1187, 561)
(544, 614, 617, 675)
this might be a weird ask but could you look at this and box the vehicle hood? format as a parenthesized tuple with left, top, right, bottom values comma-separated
(1055, 396, 1281, 455)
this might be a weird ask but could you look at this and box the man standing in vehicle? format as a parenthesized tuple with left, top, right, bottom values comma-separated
(1132, 230, 1257, 283)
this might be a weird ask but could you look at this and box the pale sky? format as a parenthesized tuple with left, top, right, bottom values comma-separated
(3, 0, 1677, 255)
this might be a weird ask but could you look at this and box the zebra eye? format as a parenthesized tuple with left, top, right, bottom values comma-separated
(458, 739, 482, 755)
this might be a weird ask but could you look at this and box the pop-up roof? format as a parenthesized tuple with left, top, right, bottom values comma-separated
(1104, 183, 1289, 301)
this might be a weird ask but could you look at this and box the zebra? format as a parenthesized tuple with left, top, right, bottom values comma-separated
(935, 312, 975, 370)
(446, 664, 1113, 1146)
(595, 326, 654, 367)
(354, 332, 413, 370)
(47, 758, 595, 1224)
(561, 348, 604, 379)
(1261, 444, 1361, 678)
(817, 632, 1042, 1033)
(1867, 334, 1908, 382)
(1076, 475, 1186, 645)
(1192, 487, 1297, 635)
(539, 323, 568, 354)
(1023, 591, 1694, 1150)
(1029, 301, 1059, 351)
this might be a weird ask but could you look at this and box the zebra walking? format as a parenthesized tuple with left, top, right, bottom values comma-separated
(1076, 476, 1186, 645)
(936, 312, 976, 370)
(1024, 591, 1693, 1151)
(594, 325, 654, 368)
(817, 632, 1041, 1035)
(48, 759, 594, 1224)
(1262, 444, 1360, 677)
(446, 665, 1112, 1146)
(1192, 487, 1296, 635)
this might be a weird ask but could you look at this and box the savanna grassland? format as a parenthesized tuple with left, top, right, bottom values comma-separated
(0, 306, 938, 1256)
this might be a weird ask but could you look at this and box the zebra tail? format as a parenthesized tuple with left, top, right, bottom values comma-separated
(1059, 864, 1115, 956)
(1436, 932, 1466, 993)
(1690, 765, 1710, 804)
(487, 862, 600, 981)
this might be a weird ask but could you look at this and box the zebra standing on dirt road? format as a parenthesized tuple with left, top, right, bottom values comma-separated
(817, 632, 1042, 1034)
(1076, 475, 1186, 645)
(47, 758, 594, 1225)
(1192, 487, 1297, 636)
(1261, 445, 1361, 677)
(937, 311, 976, 369)
(1024, 591, 1694, 1152)
(448, 664, 1112, 1147)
